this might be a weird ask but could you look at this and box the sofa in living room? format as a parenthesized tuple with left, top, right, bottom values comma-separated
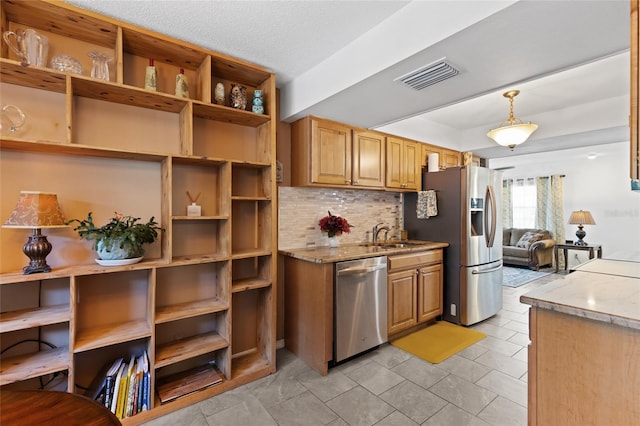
(503, 228, 556, 270)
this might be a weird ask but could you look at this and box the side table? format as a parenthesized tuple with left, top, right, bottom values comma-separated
(554, 243, 603, 272)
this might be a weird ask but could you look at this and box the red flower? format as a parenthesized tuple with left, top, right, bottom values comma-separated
(318, 211, 351, 238)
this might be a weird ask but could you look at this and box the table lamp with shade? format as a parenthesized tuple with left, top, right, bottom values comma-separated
(568, 210, 596, 246)
(2, 191, 67, 274)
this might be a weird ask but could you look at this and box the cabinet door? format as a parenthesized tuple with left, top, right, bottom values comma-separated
(311, 119, 352, 185)
(440, 148, 461, 169)
(417, 263, 443, 323)
(402, 140, 421, 191)
(386, 136, 404, 189)
(388, 269, 418, 335)
(353, 130, 385, 187)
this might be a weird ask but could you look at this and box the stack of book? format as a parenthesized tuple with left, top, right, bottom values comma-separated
(91, 351, 150, 419)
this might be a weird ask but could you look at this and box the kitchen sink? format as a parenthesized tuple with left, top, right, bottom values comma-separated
(360, 241, 430, 249)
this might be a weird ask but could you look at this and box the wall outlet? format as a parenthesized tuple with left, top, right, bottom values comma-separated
(451, 304, 457, 316)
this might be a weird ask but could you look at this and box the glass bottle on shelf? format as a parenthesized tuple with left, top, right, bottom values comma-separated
(175, 68, 189, 98)
(88, 51, 111, 81)
(145, 58, 157, 91)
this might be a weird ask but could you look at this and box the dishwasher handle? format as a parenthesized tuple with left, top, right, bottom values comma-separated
(337, 264, 387, 276)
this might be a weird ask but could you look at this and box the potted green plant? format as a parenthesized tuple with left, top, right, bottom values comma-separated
(67, 212, 162, 261)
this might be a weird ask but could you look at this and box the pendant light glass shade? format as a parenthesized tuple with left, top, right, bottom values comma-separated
(487, 90, 538, 149)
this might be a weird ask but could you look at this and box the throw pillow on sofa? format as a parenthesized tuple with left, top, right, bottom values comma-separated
(515, 231, 545, 249)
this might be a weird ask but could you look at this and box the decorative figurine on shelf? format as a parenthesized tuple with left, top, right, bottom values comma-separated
(145, 58, 157, 91)
(186, 191, 201, 217)
(175, 68, 189, 98)
(214, 82, 225, 105)
(252, 89, 264, 114)
(229, 84, 247, 110)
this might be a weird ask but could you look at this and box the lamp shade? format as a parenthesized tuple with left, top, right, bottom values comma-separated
(568, 210, 596, 225)
(3, 191, 67, 229)
(486, 122, 538, 148)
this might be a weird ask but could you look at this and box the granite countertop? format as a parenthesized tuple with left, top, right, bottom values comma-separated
(279, 240, 449, 263)
(520, 259, 640, 330)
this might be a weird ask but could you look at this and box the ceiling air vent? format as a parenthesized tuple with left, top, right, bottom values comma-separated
(395, 58, 459, 91)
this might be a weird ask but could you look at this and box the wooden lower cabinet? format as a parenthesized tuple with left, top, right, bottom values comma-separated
(417, 264, 443, 323)
(527, 307, 640, 425)
(387, 250, 443, 336)
(388, 269, 418, 334)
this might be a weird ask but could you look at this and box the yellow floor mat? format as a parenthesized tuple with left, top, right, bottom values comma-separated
(391, 321, 486, 364)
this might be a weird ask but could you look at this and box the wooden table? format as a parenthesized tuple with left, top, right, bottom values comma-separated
(0, 390, 121, 425)
(554, 243, 602, 272)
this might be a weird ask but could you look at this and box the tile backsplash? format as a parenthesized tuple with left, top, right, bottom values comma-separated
(278, 187, 402, 250)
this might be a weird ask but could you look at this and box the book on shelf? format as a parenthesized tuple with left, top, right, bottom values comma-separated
(86, 357, 123, 404)
(116, 356, 134, 419)
(102, 358, 124, 410)
(110, 363, 126, 414)
(157, 363, 224, 404)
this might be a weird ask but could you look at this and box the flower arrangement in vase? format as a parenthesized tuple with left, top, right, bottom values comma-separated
(318, 211, 351, 247)
(67, 212, 161, 262)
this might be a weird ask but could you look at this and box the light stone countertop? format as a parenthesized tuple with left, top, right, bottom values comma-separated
(279, 240, 449, 263)
(520, 259, 640, 330)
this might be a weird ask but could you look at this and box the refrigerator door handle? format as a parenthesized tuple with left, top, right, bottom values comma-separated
(484, 184, 497, 248)
(471, 261, 503, 274)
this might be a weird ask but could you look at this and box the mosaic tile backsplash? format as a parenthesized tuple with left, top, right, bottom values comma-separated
(278, 187, 402, 250)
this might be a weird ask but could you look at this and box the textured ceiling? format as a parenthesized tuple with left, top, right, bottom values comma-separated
(64, 0, 630, 159)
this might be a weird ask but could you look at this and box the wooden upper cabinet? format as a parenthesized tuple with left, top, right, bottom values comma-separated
(352, 129, 385, 188)
(291, 116, 384, 188)
(386, 136, 420, 190)
(632, 0, 639, 180)
(420, 143, 461, 170)
(311, 118, 352, 186)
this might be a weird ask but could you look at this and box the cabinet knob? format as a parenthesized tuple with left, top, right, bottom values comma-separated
(353, 180, 358, 185)
(346, 179, 352, 184)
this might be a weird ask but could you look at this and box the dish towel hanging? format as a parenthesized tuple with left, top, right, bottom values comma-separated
(417, 190, 438, 219)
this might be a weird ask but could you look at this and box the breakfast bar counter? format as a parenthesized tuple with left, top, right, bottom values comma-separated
(520, 258, 640, 425)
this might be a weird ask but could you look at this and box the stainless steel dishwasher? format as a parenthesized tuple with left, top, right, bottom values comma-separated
(334, 256, 388, 362)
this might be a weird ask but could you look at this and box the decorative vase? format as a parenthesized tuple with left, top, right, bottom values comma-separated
(95, 238, 138, 260)
(328, 236, 339, 248)
(252, 89, 264, 114)
(229, 84, 247, 110)
(214, 82, 225, 105)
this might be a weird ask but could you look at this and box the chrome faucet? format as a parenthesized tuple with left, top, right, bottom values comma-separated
(372, 223, 391, 243)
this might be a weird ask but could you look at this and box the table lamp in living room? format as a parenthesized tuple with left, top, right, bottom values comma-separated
(568, 210, 596, 246)
(2, 191, 67, 274)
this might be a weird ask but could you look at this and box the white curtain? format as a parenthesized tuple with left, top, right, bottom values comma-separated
(502, 179, 513, 229)
(536, 175, 565, 268)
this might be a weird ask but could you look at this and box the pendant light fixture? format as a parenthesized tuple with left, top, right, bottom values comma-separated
(487, 90, 538, 150)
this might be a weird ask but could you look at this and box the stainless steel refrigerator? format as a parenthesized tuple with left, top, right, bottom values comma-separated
(404, 166, 503, 326)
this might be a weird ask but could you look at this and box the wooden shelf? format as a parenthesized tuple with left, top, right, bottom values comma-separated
(1, 2, 275, 421)
(231, 249, 272, 260)
(231, 278, 271, 293)
(74, 320, 151, 353)
(0, 59, 67, 93)
(0, 346, 69, 386)
(0, 138, 168, 162)
(172, 215, 228, 221)
(155, 332, 228, 368)
(155, 298, 228, 324)
(0, 304, 70, 333)
(192, 102, 270, 127)
(231, 350, 271, 380)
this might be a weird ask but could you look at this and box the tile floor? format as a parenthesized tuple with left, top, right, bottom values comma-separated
(144, 269, 563, 426)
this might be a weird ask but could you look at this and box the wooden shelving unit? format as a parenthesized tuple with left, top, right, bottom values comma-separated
(0, 1, 277, 424)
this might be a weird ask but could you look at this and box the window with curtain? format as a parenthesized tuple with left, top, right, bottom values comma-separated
(503, 174, 566, 268)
